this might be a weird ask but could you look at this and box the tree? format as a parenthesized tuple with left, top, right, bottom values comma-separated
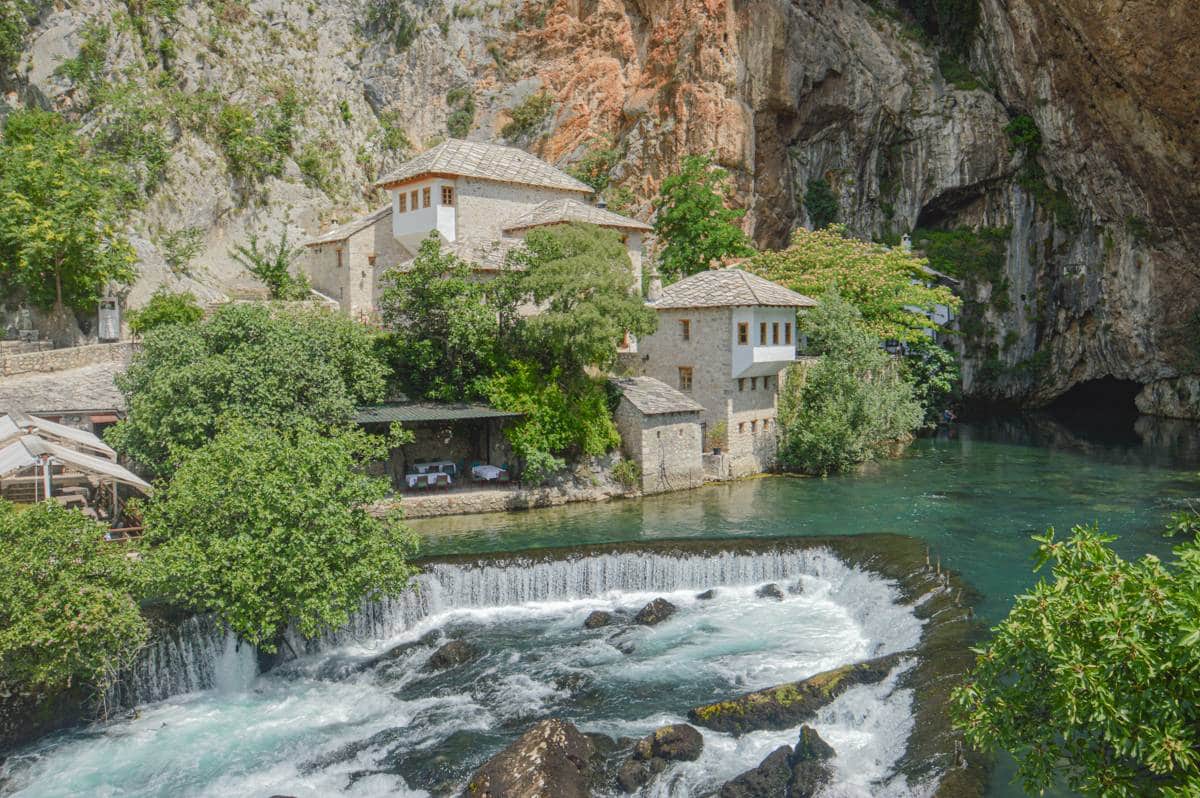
(126, 288, 204, 335)
(107, 303, 387, 477)
(377, 234, 502, 401)
(749, 226, 959, 343)
(140, 419, 419, 650)
(652, 153, 753, 281)
(776, 291, 923, 475)
(499, 222, 657, 375)
(0, 501, 147, 692)
(902, 337, 960, 422)
(803, 178, 838, 229)
(230, 227, 311, 300)
(0, 109, 136, 312)
(952, 523, 1200, 796)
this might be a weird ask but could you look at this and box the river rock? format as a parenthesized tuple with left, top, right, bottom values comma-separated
(632, 723, 704, 762)
(696, 589, 717, 600)
(462, 718, 594, 798)
(718, 726, 835, 798)
(719, 745, 793, 798)
(794, 725, 835, 761)
(425, 640, 478, 671)
(787, 581, 805, 595)
(689, 654, 900, 735)
(583, 610, 613, 629)
(755, 583, 785, 600)
(633, 598, 677, 626)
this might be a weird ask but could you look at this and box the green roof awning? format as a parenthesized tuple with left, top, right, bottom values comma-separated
(354, 402, 522, 424)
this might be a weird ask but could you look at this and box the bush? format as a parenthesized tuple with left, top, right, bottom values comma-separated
(214, 90, 303, 185)
(230, 227, 311, 300)
(127, 289, 204, 335)
(777, 291, 923, 475)
(901, 337, 959, 422)
(445, 85, 476, 138)
(611, 458, 641, 490)
(501, 91, 551, 140)
(569, 135, 623, 193)
(141, 420, 418, 650)
(160, 226, 204, 274)
(0, 501, 147, 692)
(803, 178, 838, 230)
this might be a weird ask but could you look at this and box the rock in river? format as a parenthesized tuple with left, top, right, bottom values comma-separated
(696, 588, 717, 600)
(463, 718, 594, 798)
(719, 725, 835, 798)
(425, 640, 478, 671)
(755, 583, 785, 600)
(633, 598, 677, 626)
(689, 654, 900, 735)
(616, 723, 704, 793)
(583, 610, 613, 629)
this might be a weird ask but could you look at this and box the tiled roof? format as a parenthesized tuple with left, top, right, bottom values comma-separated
(649, 268, 818, 309)
(304, 206, 392, 247)
(391, 236, 523, 273)
(376, 139, 592, 194)
(611, 377, 704, 415)
(0, 364, 125, 415)
(355, 402, 522, 424)
(503, 198, 652, 233)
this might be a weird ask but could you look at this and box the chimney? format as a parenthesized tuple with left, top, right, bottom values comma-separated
(647, 263, 664, 302)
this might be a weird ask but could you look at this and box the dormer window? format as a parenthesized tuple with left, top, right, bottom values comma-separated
(441, 186, 454, 205)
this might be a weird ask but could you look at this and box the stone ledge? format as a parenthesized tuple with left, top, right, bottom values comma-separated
(1, 342, 134, 377)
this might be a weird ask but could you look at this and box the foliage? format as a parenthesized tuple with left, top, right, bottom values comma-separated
(230, 227, 311, 299)
(953, 523, 1200, 796)
(611, 458, 641, 490)
(901, 337, 959, 422)
(0, 501, 147, 692)
(445, 85, 476, 138)
(896, 0, 980, 56)
(107, 303, 387, 477)
(569, 135, 624, 194)
(938, 51, 981, 90)
(127, 288, 204, 335)
(500, 91, 551, 140)
(652, 153, 753, 281)
(0, 109, 137, 311)
(803, 178, 838, 230)
(0, 0, 40, 76)
(56, 21, 109, 91)
(912, 226, 1008, 284)
(776, 291, 923, 475)
(141, 419, 419, 650)
(160, 226, 204, 274)
(377, 234, 502, 401)
(483, 361, 619, 480)
(498, 222, 657, 375)
(750, 226, 959, 344)
(602, 185, 637, 216)
(214, 89, 303, 186)
(1004, 114, 1042, 157)
(376, 109, 411, 153)
(296, 139, 338, 194)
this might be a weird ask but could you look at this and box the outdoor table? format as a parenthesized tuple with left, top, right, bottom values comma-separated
(406, 472, 452, 488)
(472, 464, 504, 481)
(415, 461, 457, 475)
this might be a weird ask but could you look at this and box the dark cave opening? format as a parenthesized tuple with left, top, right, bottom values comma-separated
(1047, 377, 1144, 442)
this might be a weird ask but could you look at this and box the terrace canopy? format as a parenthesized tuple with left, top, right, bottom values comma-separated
(0, 435, 152, 495)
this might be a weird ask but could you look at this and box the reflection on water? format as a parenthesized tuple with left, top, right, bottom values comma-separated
(412, 415, 1200, 624)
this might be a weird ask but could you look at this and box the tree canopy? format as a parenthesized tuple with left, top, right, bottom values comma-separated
(107, 303, 388, 477)
(953, 523, 1200, 796)
(126, 288, 204, 335)
(377, 235, 502, 402)
(777, 291, 924, 474)
(0, 109, 136, 311)
(0, 500, 147, 692)
(141, 419, 418, 650)
(749, 226, 959, 343)
(652, 153, 753, 281)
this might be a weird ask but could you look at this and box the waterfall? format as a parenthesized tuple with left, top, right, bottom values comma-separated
(116, 544, 919, 709)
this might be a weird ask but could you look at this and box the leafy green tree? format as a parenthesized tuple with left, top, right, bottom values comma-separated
(500, 222, 657, 375)
(652, 153, 753, 281)
(141, 419, 419, 650)
(0, 501, 147, 692)
(0, 109, 137, 312)
(568, 135, 624, 193)
(127, 289, 204, 335)
(107, 303, 387, 477)
(749, 225, 959, 344)
(953, 523, 1200, 797)
(230, 227, 311, 300)
(777, 291, 923, 474)
(902, 337, 960, 422)
(377, 234, 502, 401)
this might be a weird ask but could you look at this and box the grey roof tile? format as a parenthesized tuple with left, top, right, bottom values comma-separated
(376, 139, 592, 194)
(503, 198, 652, 233)
(612, 377, 704, 415)
(649, 269, 818, 309)
(304, 206, 392, 247)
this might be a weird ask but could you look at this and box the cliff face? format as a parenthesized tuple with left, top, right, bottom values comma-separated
(3, 0, 1195, 411)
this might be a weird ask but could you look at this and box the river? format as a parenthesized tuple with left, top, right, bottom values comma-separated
(1, 416, 1195, 797)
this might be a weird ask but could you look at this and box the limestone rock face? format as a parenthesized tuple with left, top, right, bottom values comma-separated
(3, 0, 1194, 406)
(463, 718, 595, 798)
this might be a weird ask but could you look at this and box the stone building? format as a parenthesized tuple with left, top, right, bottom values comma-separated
(304, 139, 650, 321)
(632, 268, 817, 478)
(611, 377, 705, 495)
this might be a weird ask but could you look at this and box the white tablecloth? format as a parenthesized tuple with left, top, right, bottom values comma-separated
(407, 473, 451, 487)
(415, 461, 456, 475)
(472, 465, 503, 481)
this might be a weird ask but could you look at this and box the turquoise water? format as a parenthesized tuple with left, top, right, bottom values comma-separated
(413, 417, 1199, 623)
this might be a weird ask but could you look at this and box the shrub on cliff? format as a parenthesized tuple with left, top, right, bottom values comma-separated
(140, 419, 418, 650)
(777, 291, 923, 475)
(953, 522, 1200, 796)
(107, 303, 387, 478)
(0, 501, 147, 693)
(652, 153, 754, 281)
(127, 289, 204, 336)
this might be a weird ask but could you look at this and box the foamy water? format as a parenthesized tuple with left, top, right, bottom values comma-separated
(1, 549, 927, 797)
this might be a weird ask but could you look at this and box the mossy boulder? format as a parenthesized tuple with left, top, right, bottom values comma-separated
(462, 718, 594, 798)
(632, 723, 704, 762)
(689, 654, 901, 735)
(633, 597, 677, 626)
(583, 610, 613, 629)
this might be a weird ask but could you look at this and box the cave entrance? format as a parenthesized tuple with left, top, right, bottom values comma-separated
(1047, 377, 1143, 441)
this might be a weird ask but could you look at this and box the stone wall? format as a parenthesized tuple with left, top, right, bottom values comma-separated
(304, 211, 408, 321)
(0, 342, 134, 377)
(392, 480, 624, 519)
(614, 398, 704, 495)
(455, 178, 582, 242)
